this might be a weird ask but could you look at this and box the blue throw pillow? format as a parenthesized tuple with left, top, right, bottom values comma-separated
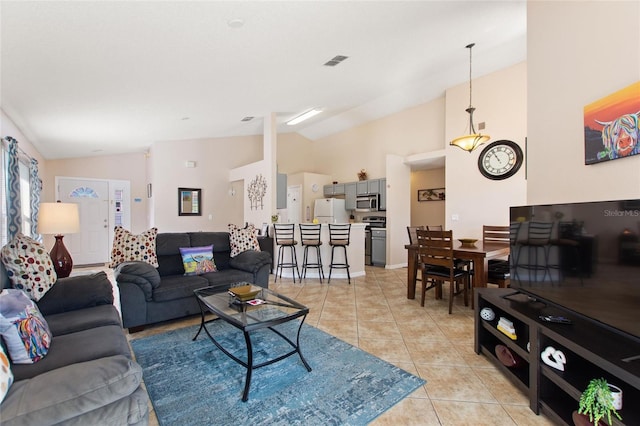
(179, 245, 216, 276)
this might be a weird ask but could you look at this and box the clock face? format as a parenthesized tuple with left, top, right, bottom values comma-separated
(477, 140, 523, 180)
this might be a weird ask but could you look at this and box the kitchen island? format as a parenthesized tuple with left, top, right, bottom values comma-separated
(272, 223, 366, 280)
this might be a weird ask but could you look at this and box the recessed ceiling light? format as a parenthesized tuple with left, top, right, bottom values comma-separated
(227, 18, 244, 29)
(181, 117, 190, 121)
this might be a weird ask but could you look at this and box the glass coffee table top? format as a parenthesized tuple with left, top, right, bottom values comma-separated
(194, 284, 308, 330)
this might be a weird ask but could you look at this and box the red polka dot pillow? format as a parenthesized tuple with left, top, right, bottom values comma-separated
(109, 226, 159, 268)
(228, 224, 261, 257)
(0, 233, 57, 301)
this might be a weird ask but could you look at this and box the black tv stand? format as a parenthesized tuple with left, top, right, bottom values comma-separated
(475, 288, 639, 425)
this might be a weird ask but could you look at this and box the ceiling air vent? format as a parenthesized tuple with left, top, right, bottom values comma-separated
(241, 116, 254, 122)
(324, 55, 349, 67)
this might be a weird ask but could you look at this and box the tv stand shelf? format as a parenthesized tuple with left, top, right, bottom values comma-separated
(475, 288, 640, 425)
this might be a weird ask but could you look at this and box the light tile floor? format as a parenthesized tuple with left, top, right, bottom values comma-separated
(125, 266, 555, 425)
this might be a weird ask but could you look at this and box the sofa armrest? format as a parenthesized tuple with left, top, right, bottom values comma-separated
(37, 272, 114, 316)
(229, 250, 272, 274)
(114, 262, 161, 302)
(1, 355, 143, 426)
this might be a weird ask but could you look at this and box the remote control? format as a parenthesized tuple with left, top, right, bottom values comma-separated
(539, 315, 572, 324)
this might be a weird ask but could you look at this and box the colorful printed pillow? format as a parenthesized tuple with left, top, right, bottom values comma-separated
(228, 224, 261, 257)
(0, 345, 13, 403)
(179, 245, 217, 275)
(109, 226, 158, 268)
(0, 233, 57, 301)
(0, 289, 52, 364)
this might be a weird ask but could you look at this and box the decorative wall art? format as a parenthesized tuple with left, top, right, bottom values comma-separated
(584, 81, 640, 165)
(178, 188, 201, 216)
(417, 188, 445, 202)
(248, 174, 267, 210)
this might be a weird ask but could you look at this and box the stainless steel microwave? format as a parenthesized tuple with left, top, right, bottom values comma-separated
(355, 194, 379, 212)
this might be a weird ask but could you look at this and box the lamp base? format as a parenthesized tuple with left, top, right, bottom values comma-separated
(50, 235, 73, 278)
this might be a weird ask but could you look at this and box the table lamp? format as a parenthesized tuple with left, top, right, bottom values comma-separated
(37, 202, 80, 278)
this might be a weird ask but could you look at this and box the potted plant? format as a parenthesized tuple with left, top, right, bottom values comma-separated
(572, 378, 622, 426)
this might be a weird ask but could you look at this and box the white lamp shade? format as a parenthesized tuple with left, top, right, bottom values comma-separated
(37, 202, 80, 234)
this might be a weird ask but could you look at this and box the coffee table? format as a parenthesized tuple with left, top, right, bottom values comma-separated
(193, 284, 312, 402)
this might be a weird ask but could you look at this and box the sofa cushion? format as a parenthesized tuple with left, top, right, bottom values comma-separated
(228, 224, 261, 257)
(37, 272, 114, 316)
(202, 269, 255, 289)
(179, 245, 216, 275)
(0, 289, 52, 364)
(0, 233, 57, 301)
(156, 233, 191, 276)
(11, 325, 131, 381)
(0, 345, 13, 403)
(45, 305, 122, 336)
(151, 274, 209, 302)
(109, 226, 159, 268)
(1, 355, 143, 426)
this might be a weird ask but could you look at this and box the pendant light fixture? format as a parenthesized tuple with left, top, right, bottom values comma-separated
(450, 43, 490, 152)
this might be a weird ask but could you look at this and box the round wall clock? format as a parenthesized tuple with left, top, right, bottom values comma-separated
(477, 140, 524, 180)
(311, 184, 319, 192)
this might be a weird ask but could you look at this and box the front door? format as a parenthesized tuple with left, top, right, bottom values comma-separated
(57, 178, 110, 265)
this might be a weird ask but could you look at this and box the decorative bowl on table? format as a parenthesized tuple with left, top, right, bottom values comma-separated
(458, 238, 478, 248)
(229, 284, 262, 302)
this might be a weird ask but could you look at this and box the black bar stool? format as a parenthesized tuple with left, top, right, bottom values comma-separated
(273, 223, 300, 283)
(299, 224, 324, 282)
(328, 223, 351, 284)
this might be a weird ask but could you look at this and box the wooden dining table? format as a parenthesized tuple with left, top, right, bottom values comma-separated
(404, 241, 510, 299)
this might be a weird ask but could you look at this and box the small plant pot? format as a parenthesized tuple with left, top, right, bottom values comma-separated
(608, 383, 622, 410)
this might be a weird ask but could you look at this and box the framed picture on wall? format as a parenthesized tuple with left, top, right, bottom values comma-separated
(178, 188, 201, 216)
(417, 188, 445, 202)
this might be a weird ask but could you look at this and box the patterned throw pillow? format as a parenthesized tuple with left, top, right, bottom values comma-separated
(0, 289, 52, 364)
(179, 245, 217, 275)
(109, 226, 158, 268)
(0, 345, 13, 403)
(0, 233, 57, 301)
(228, 224, 261, 257)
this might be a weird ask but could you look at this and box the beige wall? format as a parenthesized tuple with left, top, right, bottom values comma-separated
(445, 62, 528, 240)
(149, 135, 263, 232)
(44, 152, 148, 232)
(527, 1, 640, 204)
(411, 168, 446, 227)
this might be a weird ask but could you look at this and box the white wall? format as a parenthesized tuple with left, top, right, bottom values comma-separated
(527, 1, 640, 204)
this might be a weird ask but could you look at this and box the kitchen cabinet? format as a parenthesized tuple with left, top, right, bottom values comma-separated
(345, 183, 357, 210)
(277, 173, 287, 209)
(323, 183, 345, 196)
(378, 178, 387, 210)
(371, 229, 386, 266)
(356, 179, 380, 196)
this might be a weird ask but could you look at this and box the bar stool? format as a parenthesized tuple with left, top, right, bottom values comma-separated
(328, 223, 351, 284)
(273, 223, 300, 283)
(299, 224, 324, 282)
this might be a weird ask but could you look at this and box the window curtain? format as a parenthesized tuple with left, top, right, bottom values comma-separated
(29, 158, 42, 242)
(5, 137, 22, 240)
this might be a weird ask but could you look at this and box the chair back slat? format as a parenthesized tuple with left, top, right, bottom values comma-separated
(483, 225, 510, 244)
(407, 226, 424, 245)
(274, 223, 296, 245)
(299, 224, 322, 245)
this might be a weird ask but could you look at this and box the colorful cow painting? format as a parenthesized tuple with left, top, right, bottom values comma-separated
(584, 81, 640, 165)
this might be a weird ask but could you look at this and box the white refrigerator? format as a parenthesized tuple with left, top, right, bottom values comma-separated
(314, 198, 349, 224)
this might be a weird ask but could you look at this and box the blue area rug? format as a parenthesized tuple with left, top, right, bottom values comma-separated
(130, 319, 425, 425)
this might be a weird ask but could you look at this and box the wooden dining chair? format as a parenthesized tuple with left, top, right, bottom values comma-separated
(483, 225, 511, 288)
(416, 229, 469, 314)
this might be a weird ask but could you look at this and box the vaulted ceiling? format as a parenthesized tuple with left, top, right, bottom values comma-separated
(1, 1, 526, 159)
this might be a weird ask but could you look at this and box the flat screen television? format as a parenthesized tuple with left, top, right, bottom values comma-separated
(509, 198, 640, 342)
